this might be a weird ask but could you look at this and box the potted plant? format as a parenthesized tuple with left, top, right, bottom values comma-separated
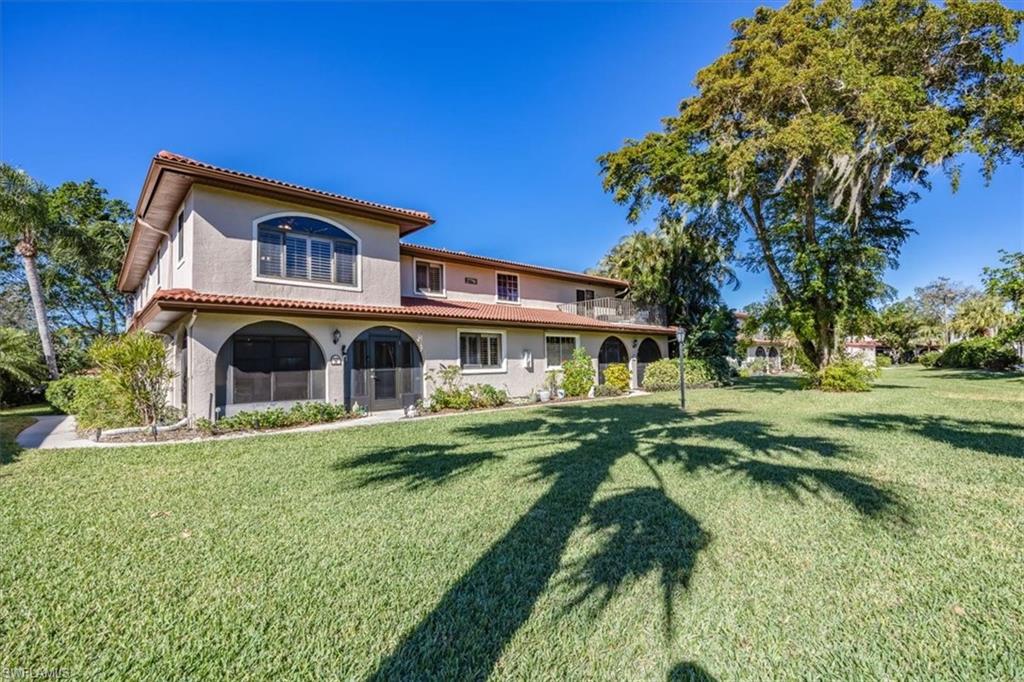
(540, 370, 560, 402)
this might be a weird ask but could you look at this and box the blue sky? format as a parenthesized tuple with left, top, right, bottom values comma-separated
(2, 1, 1021, 308)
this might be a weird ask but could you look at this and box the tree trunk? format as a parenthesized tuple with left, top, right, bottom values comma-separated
(17, 242, 59, 379)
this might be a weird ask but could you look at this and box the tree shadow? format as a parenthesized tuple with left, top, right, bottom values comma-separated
(559, 486, 710, 642)
(333, 402, 905, 680)
(924, 368, 1024, 381)
(667, 661, 717, 682)
(820, 412, 1024, 460)
(0, 435, 23, 466)
(728, 375, 803, 394)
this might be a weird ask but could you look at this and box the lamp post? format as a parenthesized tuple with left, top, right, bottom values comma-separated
(676, 327, 686, 412)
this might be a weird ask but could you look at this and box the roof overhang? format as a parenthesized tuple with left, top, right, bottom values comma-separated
(131, 289, 676, 337)
(117, 152, 435, 292)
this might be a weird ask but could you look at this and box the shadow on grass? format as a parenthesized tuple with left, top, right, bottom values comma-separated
(1, 433, 24, 466)
(336, 401, 906, 680)
(924, 368, 1024, 381)
(820, 412, 1024, 459)
(668, 661, 717, 681)
(728, 375, 803, 394)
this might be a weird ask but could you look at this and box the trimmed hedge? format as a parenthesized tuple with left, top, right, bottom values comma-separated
(918, 351, 941, 368)
(561, 348, 595, 397)
(934, 338, 1020, 371)
(642, 357, 728, 392)
(876, 355, 893, 368)
(44, 375, 94, 414)
(198, 401, 358, 434)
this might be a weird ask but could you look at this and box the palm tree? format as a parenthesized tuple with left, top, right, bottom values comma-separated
(0, 164, 59, 379)
(951, 295, 1009, 339)
(0, 326, 44, 400)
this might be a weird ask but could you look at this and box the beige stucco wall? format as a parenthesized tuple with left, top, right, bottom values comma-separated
(179, 312, 669, 421)
(189, 185, 404, 307)
(399, 254, 619, 309)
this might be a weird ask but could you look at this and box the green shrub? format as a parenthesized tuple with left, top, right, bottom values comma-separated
(642, 357, 729, 391)
(876, 354, 893, 368)
(602, 363, 630, 393)
(211, 401, 354, 434)
(88, 332, 176, 428)
(560, 348, 595, 397)
(935, 338, 1020, 371)
(425, 364, 509, 411)
(746, 358, 769, 375)
(471, 384, 509, 409)
(44, 374, 95, 414)
(593, 383, 622, 397)
(74, 375, 135, 430)
(805, 360, 874, 392)
(919, 350, 941, 367)
(643, 358, 679, 391)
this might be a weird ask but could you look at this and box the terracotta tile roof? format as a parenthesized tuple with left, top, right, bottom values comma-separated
(400, 242, 628, 288)
(141, 288, 675, 335)
(156, 151, 433, 223)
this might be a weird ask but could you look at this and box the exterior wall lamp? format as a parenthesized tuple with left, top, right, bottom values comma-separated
(332, 328, 342, 345)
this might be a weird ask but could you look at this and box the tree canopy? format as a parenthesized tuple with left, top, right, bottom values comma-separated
(600, 0, 1024, 369)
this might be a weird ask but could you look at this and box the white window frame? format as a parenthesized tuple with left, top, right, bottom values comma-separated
(495, 270, 521, 304)
(176, 210, 186, 267)
(413, 257, 446, 297)
(457, 327, 507, 374)
(250, 212, 362, 292)
(544, 333, 580, 371)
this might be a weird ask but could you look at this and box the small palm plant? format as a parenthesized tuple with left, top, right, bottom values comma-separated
(0, 326, 44, 402)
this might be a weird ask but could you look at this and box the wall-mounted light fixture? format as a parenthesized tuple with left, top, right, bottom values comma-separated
(332, 328, 342, 345)
(632, 338, 638, 349)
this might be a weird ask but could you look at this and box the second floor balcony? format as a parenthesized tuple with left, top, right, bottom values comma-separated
(556, 295, 667, 328)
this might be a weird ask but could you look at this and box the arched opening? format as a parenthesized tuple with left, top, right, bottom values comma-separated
(755, 346, 767, 359)
(768, 346, 781, 371)
(215, 321, 326, 417)
(636, 338, 663, 387)
(347, 326, 422, 412)
(598, 336, 629, 385)
(254, 213, 360, 288)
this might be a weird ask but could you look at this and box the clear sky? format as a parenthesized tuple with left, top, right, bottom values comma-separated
(2, 1, 1021, 308)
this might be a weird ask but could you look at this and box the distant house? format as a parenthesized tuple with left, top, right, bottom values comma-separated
(120, 152, 675, 421)
(734, 312, 877, 370)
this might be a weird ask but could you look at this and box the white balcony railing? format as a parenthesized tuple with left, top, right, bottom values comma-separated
(557, 296, 666, 327)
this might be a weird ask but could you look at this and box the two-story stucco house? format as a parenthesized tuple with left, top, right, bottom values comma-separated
(121, 152, 675, 421)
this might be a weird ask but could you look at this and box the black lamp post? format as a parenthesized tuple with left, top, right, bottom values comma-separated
(676, 327, 687, 412)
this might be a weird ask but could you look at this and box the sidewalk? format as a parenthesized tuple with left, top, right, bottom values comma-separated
(15, 390, 650, 450)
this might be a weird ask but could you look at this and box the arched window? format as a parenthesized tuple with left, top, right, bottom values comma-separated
(755, 346, 767, 359)
(255, 214, 359, 287)
(216, 321, 326, 412)
(637, 338, 662, 363)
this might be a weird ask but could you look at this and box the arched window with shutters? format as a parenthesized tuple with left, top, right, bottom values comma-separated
(252, 213, 361, 289)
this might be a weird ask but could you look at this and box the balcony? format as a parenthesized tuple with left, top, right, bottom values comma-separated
(556, 296, 667, 328)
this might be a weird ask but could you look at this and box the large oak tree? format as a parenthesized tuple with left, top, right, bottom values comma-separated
(600, 0, 1023, 369)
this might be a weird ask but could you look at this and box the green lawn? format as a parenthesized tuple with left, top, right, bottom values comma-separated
(1, 367, 1022, 679)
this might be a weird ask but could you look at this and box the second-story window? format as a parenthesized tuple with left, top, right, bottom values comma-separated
(415, 260, 444, 295)
(256, 215, 359, 287)
(496, 272, 519, 303)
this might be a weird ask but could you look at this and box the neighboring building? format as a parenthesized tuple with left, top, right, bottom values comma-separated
(120, 152, 674, 421)
(734, 312, 878, 370)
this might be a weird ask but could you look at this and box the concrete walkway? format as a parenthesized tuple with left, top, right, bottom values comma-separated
(15, 415, 94, 449)
(16, 391, 650, 450)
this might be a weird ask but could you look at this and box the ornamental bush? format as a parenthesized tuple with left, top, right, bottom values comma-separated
(593, 383, 622, 397)
(602, 363, 630, 393)
(918, 350, 941, 368)
(641, 357, 727, 391)
(44, 374, 95, 414)
(206, 401, 354, 434)
(425, 364, 509, 411)
(88, 332, 176, 429)
(876, 354, 893, 368)
(935, 338, 1020, 371)
(806, 360, 875, 392)
(560, 348, 595, 397)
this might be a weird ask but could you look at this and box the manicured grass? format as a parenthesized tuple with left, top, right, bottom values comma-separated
(2, 367, 1022, 679)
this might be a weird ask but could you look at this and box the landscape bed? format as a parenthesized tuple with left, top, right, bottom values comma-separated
(1, 366, 1022, 679)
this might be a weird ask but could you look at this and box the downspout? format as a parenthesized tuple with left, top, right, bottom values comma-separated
(186, 309, 198, 426)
